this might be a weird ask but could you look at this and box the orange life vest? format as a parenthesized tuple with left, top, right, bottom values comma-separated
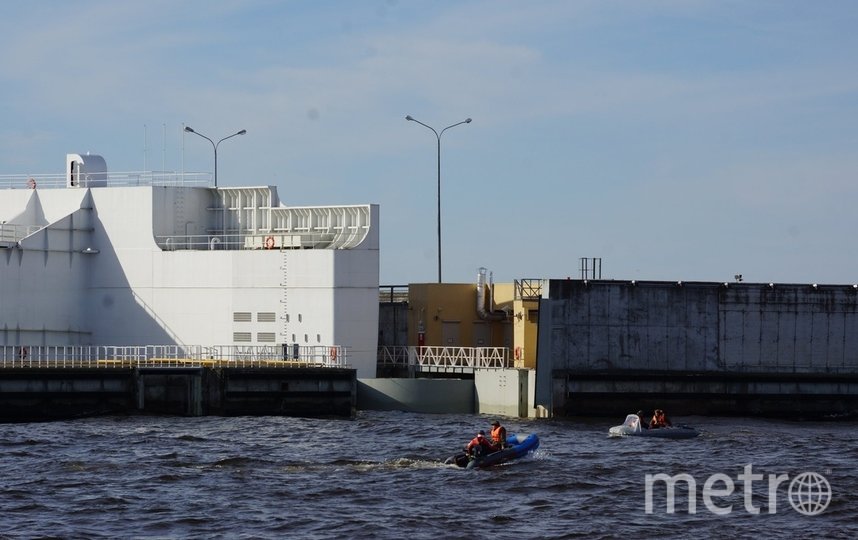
(467, 435, 493, 454)
(491, 425, 506, 445)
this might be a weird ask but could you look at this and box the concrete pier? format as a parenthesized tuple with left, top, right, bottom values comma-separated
(536, 279, 858, 418)
(0, 366, 356, 421)
(556, 370, 858, 418)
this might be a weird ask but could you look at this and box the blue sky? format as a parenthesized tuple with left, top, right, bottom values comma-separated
(2, 1, 858, 285)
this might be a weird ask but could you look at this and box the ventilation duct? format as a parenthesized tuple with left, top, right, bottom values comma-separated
(476, 267, 506, 321)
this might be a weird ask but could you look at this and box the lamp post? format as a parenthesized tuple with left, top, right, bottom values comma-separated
(184, 126, 247, 188)
(405, 115, 472, 283)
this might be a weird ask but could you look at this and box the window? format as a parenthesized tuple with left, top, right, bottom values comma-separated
(257, 312, 276, 323)
(233, 332, 252, 343)
(233, 312, 252, 322)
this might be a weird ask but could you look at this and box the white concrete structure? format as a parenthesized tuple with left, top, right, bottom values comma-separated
(0, 154, 380, 378)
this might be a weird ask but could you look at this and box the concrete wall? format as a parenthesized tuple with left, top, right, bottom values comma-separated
(0, 366, 356, 420)
(535, 279, 858, 417)
(357, 378, 474, 413)
(357, 368, 540, 418)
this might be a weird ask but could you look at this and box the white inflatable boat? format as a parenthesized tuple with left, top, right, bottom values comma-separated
(609, 414, 699, 439)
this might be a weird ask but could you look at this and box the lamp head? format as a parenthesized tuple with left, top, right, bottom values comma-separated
(465, 118, 472, 123)
(405, 115, 414, 121)
(237, 129, 247, 135)
(184, 126, 195, 133)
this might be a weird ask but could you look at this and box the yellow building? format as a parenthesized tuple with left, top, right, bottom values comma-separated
(403, 270, 541, 369)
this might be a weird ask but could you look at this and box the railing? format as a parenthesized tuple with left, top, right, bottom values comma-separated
(0, 171, 212, 190)
(515, 279, 544, 300)
(377, 346, 511, 371)
(0, 344, 348, 369)
(379, 285, 409, 303)
(154, 231, 369, 251)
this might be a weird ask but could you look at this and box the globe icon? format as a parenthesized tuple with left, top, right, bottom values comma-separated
(788, 472, 831, 516)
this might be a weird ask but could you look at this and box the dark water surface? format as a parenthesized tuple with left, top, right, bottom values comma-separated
(1, 411, 856, 539)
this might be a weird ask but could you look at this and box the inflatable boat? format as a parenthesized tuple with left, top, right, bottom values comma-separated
(609, 414, 699, 439)
(445, 433, 540, 469)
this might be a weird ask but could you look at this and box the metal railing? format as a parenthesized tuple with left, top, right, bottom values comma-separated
(0, 171, 212, 190)
(154, 231, 367, 251)
(379, 285, 409, 303)
(377, 346, 511, 371)
(515, 279, 544, 300)
(0, 344, 348, 369)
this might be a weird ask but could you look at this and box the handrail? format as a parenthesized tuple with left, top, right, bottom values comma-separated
(0, 344, 348, 369)
(379, 285, 409, 303)
(0, 171, 212, 189)
(377, 346, 511, 370)
(514, 279, 544, 300)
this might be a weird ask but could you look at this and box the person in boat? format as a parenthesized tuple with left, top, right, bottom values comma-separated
(649, 409, 672, 429)
(466, 431, 495, 458)
(635, 410, 649, 430)
(490, 420, 508, 449)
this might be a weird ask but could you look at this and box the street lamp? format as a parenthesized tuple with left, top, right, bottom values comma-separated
(405, 115, 472, 283)
(184, 126, 247, 188)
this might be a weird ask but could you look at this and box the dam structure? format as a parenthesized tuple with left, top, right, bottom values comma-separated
(0, 153, 379, 419)
(534, 278, 858, 418)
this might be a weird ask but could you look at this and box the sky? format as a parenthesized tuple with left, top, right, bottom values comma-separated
(2, 0, 858, 286)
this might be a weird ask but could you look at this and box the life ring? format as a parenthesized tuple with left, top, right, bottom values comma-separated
(264, 236, 275, 249)
(514, 346, 521, 360)
(27, 178, 37, 189)
(329, 347, 338, 360)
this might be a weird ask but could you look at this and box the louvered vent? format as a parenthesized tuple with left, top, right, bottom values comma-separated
(233, 332, 252, 342)
(257, 332, 277, 343)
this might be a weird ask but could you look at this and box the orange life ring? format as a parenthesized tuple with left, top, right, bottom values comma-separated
(329, 347, 338, 360)
(514, 346, 521, 360)
(264, 236, 275, 249)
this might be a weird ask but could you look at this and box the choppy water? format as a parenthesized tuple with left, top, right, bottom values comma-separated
(1, 411, 856, 539)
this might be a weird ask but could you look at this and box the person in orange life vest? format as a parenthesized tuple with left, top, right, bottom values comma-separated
(649, 409, 672, 429)
(490, 420, 507, 449)
(466, 431, 494, 458)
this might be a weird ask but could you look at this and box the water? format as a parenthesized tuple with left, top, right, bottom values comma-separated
(1, 411, 856, 539)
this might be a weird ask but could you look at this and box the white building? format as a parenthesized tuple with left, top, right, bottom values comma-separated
(0, 154, 380, 378)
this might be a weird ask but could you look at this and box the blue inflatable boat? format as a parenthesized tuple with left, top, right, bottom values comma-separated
(445, 433, 540, 469)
